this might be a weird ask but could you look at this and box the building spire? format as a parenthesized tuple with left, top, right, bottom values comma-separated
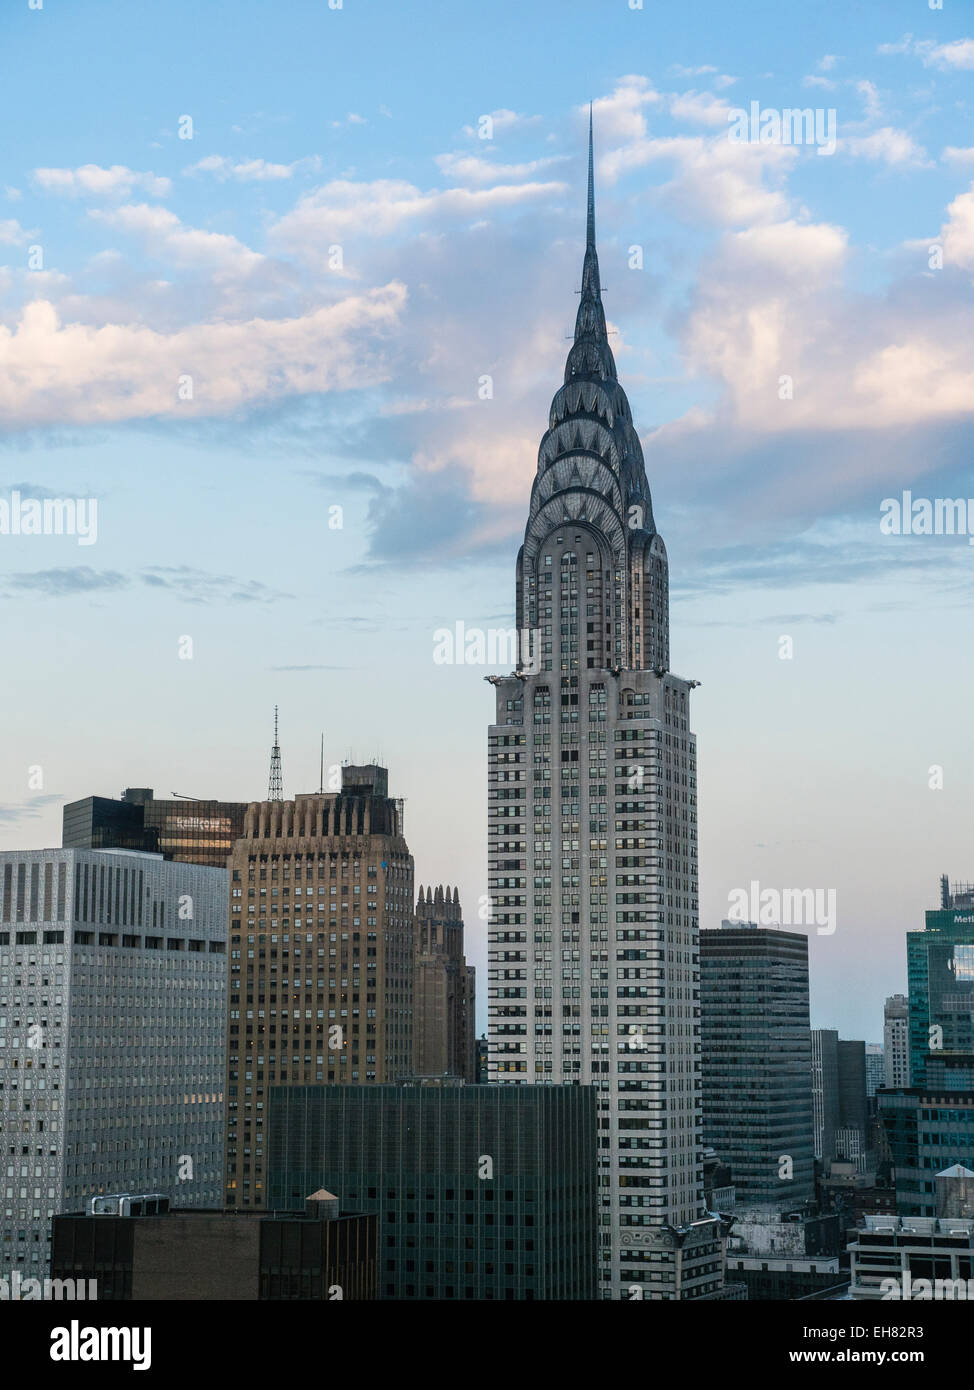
(267, 705, 283, 802)
(587, 101, 596, 252)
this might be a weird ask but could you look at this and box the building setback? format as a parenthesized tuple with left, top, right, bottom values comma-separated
(414, 885, 476, 1081)
(0, 849, 226, 1275)
(225, 765, 414, 1209)
(266, 1080, 597, 1300)
(485, 115, 724, 1300)
(699, 922, 815, 1209)
(51, 1191, 376, 1300)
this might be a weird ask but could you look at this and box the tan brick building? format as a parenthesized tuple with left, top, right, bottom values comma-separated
(224, 765, 414, 1208)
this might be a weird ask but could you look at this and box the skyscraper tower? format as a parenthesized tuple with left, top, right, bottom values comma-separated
(486, 113, 725, 1300)
(268, 705, 284, 802)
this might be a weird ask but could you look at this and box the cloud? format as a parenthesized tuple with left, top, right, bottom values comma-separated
(602, 131, 796, 227)
(668, 90, 734, 128)
(3, 567, 128, 595)
(879, 34, 974, 70)
(32, 164, 171, 198)
(843, 127, 930, 167)
(589, 75, 664, 144)
(0, 288, 406, 428)
(271, 176, 567, 250)
(88, 204, 263, 276)
(0, 219, 33, 245)
(461, 109, 542, 138)
(942, 146, 974, 167)
(140, 567, 292, 603)
(185, 155, 321, 181)
(0, 795, 62, 824)
(434, 152, 569, 185)
(0, 565, 294, 602)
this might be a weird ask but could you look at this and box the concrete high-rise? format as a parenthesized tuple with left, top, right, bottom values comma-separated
(699, 923, 815, 1209)
(0, 848, 227, 1276)
(485, 115, 724, 1300)
(883, 995, 910, 1090)
(414, 885, 476, 1080)
(224, 765, 415, 1209)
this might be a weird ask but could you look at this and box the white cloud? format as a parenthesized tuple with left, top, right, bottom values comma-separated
(588, 76, 664, 144)
(0, 219, 32, 246)
(943, 146, 974, 166)
(843, 127, 930, 167)
(803, 75, 837, 91)
(941, 184, 974, 270)
(89, 204, 262, 276)
(602, 131, 796, 227)
(669, 90, 733, 128)
(0, 287, 406, 428)
(818, 54, 840, 71)
(434, 152, 569, 184)
(855, 79, 882, 120)
(271, 176, 566, 250)
(878, 33, 974, 70)
(461, 108, 542, 138)
(185, 154, 321, 181)
(32, 164, 171, 198)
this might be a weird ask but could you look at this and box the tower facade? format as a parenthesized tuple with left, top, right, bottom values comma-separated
(224, 764, 414, 1209)
(414, 886, 476, 1080)
(0, 848, 227, 1278)
(699, 923, 815, 1210)
(486, 117, 723, 1299)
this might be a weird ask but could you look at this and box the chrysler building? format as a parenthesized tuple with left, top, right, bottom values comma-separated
(486, 113, 727, 1299)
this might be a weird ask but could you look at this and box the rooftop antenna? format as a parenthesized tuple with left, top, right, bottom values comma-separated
(267, 705, 283, 802)
(318, 732, 325, 794)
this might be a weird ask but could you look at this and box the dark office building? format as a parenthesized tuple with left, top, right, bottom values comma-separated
(267, 1081, 597, 1300)
(50, 1192, 376, 1300)
(700, 922, 815, 1208)
(811, 1028, 840, 1165)
(63, 788, 247, 869)
(837, 1039, 869, 1159)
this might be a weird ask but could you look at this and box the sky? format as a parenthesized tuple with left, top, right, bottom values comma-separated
(2, 0, 974, 1041)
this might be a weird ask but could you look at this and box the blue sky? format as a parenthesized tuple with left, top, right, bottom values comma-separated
(3, 0, 974, 1039)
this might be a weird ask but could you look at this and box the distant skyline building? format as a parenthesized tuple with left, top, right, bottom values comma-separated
(267, 1081, 598, 1300)
(907, 879, 974, 1091)
(224, 765, 415, 1209)
(63, 787, 246, 869)
(837, 1039, 870, 1171)
(414, 885, 476, 1081)
(485, 116, 725, 1300)
(883, 994, 910, 1090)
(811, 1029, 840, 1166)
(0, 848, 227, 1275)
(699, 922, 815, 1210)
(877, 877, 974, 1216)
(865, 1043, 884, 1098)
